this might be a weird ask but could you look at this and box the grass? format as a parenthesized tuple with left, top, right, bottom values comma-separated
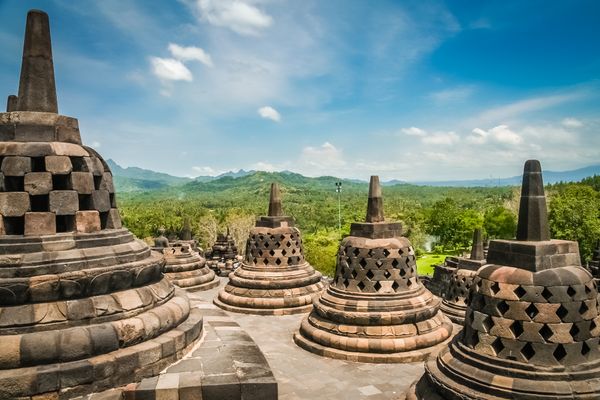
(416, 253, 451, 276)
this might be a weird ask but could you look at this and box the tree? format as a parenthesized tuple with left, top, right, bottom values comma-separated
(549, 184, 600, 263)
(484, 206, 517, 240)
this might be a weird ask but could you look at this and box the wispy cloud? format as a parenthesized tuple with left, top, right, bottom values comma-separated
(258, 106, 281, 122)
(562, 117, 583, 128)
(191, 0, 273, 36)
(168, 43, 213, 67)
(150, 57, 193, 81)
(429, 86, 474, 103)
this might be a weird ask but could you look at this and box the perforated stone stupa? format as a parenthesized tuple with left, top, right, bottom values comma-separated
(206, 227, 240, 276)
(214, 183, 324, 315)
(440, 229, 486, 324)
(294, 176, 453, 362)
(408, 160, 600, 399)
(153, 228, 219, 292)
(0, 11, 202, 398)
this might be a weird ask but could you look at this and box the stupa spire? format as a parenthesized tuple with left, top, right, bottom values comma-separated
(469, 228, 484, 260)
(516, 159, 550, 241)
(268, 182, 283, 217)
(365, 175, 384, 223)
(16, 10, 58, 113)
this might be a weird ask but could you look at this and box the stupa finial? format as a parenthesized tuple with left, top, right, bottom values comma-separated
(6, 95, 18, 112)
(366, 175, 384, 223)
(16, 10, 58, 113)
(516, 160, 550, 241)
(469, 228, 485, 260)
(268, 182, 283, 217)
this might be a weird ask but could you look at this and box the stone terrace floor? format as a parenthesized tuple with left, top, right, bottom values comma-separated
(192, 277, 426, 400)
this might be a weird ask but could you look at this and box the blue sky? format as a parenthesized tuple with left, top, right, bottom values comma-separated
(1, 0, 599, 181)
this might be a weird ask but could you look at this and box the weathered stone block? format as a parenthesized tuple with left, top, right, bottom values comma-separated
(70, 172, 94, 194)
(24, 172, 52, 195)
(0, 124, 15, 141)
(106, 208, 122, 229)
(24, 212, 56, 235)
(76, 210, 100, 233)
(91, 190, 110, 212)
(15, 124, 55, 141)
(1, 156, 31, 176)
(49, 190, 78, 215)
(0, 192, 30, 216)
(99, 172, 114, 192)
(45, 155, 72, 174)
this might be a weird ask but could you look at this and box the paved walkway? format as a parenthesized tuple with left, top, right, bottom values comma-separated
(191, 278, 425, 400)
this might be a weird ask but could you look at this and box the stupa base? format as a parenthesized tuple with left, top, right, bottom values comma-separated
(213, 296, 315, 315)
(439, 300, 466, 325)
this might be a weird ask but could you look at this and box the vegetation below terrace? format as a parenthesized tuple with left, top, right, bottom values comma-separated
(116, 171, 600, 277)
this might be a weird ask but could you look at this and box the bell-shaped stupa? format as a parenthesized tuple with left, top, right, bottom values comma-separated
(214, 183, 324, 314)
(0, 11, 202, 398)
(206, 227, 241, 275)
(408, 160, 600, 399)
(294, 176, 453, 362)
(440, 229, 487, 324)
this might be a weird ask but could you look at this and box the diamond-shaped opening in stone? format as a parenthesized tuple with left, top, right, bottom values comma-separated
(525, 303, 539, 320)
(476, 279, 482, 289)
(258, 235, 264, 241)
(510, 321, 524, 339)
(482, 315, 493, 332)
(582, 341, 591, 356)
(497, 300, 509, 315)
(343, 279, 350, 287)
(580, 302, 589, 315)
(366, 269, 375, 280)
(491, 282, 500, 295)
(367, 249, 373, 257)
(269, 249, 275, 256)
(359, 258, 367, 268)
(351, 268, 359, 279)
(357, 281, 366, 292)
(374, 281, 382, 291)
(383, 249, 390, 257)
(407, 278, 413, 287)
(553, 344, 567, 362)
(399, 268, 406, 277)
(281, 249, 287, 256)
(514, 286, 527, 299)
(570, 323, 580, 339)
(291, 248, 296, 254)
(521, 342, 535, 361)
(392, 281, 400, 291)
(258, 249, 263, 257)
(353, 248, 360, 257)
(491, 337, 504, 356)
(275, 258, 282, 265)
(585, 284, 592, 295)
(287, 257, 294, 265)
(591, 319, 597, 332)
(286, 241, 291, 247)
(542, 287, 553, 301)
(392, 259, 399, 268)
(539, 324, 553, 342)
(384, 270, 392, 279)
(556, 304, 569, 320)
(376, 260, 384, 268)
(567, 286, 577, 297)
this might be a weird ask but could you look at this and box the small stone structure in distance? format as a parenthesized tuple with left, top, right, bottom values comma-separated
(587, 239, 600, 281)
(407, 160, 600, 399)
(206, 227, 241, 276)
(153, 227, 219, 292)
(294, 176, 453, 362)
(439, 229, 486, 324)
(214, 182, 324, 315)
(0, 10, 202, 398)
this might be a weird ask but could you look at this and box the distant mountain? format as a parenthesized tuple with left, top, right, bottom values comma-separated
(106, 159, 192, 190)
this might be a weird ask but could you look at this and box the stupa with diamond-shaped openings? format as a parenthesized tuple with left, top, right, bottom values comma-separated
(407, 160, 600, 399)
(294, 176, 453, 362)
(0, 10, 202, 398)
(214, 182, 324, 315)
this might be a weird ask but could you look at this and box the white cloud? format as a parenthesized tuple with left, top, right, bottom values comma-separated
(168, 43, 213, 67)
(562, 117, 583, 128)
(300, 142, 346, 170)
(91, 141, 101, 148)
(258, 106, 281, 122)
(468, 125, 522, 145)
(194, 0, 273, 36)
(150, 57, 193, 81)
(429, 86, 474, 103)
(401, 127, 427, 137)
(422, 131, 459, 145)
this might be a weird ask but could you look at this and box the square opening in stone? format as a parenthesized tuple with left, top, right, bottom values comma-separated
(99, 211, 109, 229)
(31, 157, 45, 172)
(30, 194, 50, 212)
(94, 175, 102, 190)
(52, 174, 72, 190)
(70, 157, 89, 172)
(109, 193, 117, 208)
(79, 194, 93, 210)
(4, 176, 24, 191)
(3, 216, 24, 235)
(56, 215, 76, 232)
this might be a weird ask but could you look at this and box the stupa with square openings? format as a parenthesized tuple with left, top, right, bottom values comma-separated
(0, 10, 202, 398)
(214, 183, 324, 315)
(206, 227, 241, 276)
(294, 176, 453, 362)
(407, 160, 600, 399)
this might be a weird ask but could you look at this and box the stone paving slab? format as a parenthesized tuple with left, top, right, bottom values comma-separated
(192, 278, 427, 400)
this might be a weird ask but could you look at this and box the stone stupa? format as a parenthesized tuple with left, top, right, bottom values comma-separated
(206, 227, 240, 276)
(0, 11, 202, 398)
(408, 160, 600, 399)
(587, 239, 600, 280)
(440, 229, 487, 324)
(214, 183, 324, 315)
(294, 176, 453, 362)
